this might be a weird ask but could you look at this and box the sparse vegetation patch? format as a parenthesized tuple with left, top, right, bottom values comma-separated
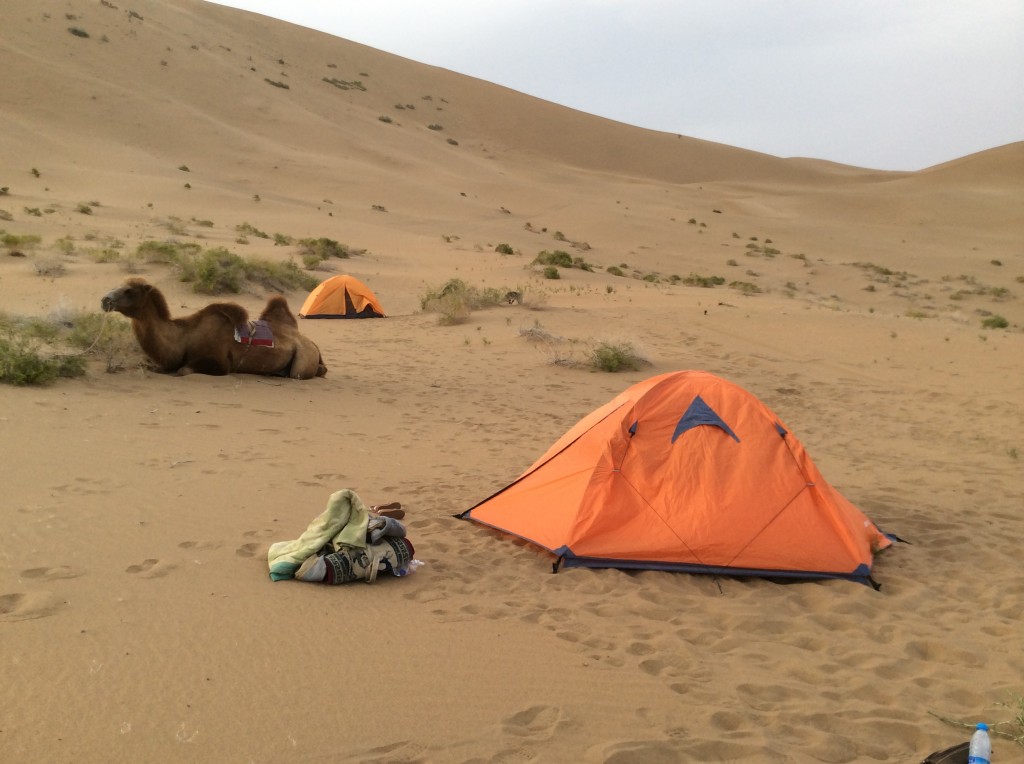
(981, 314, 1009, 329)
(420, 279, 509, 325)
(174, 247, 318, 294)
(589, 340, 650, 372)
(682, 273, 725, 288)
(235, 222, 269, 239)
(297, 237, 358, 269)
(323, 78, 366, 91)
(0, 313, 93, 385)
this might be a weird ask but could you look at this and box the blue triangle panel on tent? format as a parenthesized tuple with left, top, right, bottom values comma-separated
(671, 395, 740, 443)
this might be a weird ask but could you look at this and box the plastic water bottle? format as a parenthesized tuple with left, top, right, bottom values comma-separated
(968, 722, 992, 764)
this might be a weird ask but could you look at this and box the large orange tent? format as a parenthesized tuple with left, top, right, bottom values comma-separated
(299, 275, 385, 319)
(460, 370, 894, 586)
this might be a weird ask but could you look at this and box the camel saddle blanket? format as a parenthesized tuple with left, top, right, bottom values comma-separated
(234, 320, 274, 347)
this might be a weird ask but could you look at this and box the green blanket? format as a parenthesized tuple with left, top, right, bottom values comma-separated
(268, 489, 370, 581)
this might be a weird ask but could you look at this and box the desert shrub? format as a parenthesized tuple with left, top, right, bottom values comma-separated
(495, 243, 514, 255)
(378, 115, 393, 123)
(236, 222, 269, 239)
(982, 315, 1009, 329)
(606, 266, 624, 277)
(172, 247, 316, 294)
(297, 237, 354, 269)
(299, 237, 350, 261)
(420, 279, 509, 325)
(273, 233, 293, 246)
(0, 305, 143, 381)
(517, 322, 560, 344)
(534, 250, 574, 268)
(682, 273, 725, 288)
(135, 240, 200, 264)
(162, 217, 188, 235)
(243, 259, 319, 292)
(421, 279, 473, 325)
(68, 27, 90, 38)
(0, 325, 86, 385)
(729, 280, 763, 295)
(542, 266, 560, 280)
(2, 233, 42, 253)
(265, 79, 289, 89)
(87, 248, 122, 264)
(177, 247, 246, 293)
(323, 78, 366, 91)
(300, 253, 324, 270)
(588, 340, 649, 372)
(64, 311, 139, 372)
(1, 314, 58, 343)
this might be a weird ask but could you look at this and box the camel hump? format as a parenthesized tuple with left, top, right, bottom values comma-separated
(203, 302, 249, 326)
(259, 296, 298, 328)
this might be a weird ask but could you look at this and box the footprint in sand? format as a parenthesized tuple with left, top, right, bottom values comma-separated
(0, 591, 63, 621)
(178, 540, 223, 551)
(125, 559, 176, 578)
(594, 740, 685, 764)
(21, 565, 84, 581)
(235, 543, 262, 558)
(313, 473, 347, 482)
(502, 704, 564, 740)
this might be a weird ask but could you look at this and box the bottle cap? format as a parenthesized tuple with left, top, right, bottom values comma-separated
(977, 722, 989, 731)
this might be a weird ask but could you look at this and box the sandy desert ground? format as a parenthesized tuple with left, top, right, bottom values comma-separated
(2, 1, 1023, 762)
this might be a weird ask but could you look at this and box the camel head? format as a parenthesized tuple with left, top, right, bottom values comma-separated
(101, 278, 169, 320)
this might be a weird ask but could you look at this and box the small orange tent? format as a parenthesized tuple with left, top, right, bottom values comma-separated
(460, 371, 893, 585)
(299, 275, 385, 319)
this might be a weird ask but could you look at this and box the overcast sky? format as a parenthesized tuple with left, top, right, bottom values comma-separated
(207, 0, 1023, 171)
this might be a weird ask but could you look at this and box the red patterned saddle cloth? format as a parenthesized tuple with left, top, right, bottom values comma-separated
(234, 320, 275, 347)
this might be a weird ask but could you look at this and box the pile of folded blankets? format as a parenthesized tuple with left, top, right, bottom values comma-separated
(267, 489, 418, 584)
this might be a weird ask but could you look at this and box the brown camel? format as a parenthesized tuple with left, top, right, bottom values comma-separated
(101, 278, 327, 379)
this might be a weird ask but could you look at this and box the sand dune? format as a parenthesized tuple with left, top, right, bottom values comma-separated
(2, 1, 1023, 762)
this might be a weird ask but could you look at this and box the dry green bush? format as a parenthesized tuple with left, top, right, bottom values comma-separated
(0, 312, 88, 385)
(297, 237, 359, 270)
(2, 233, 42, 254)
(588, 339, 650, 372)
(682, 273, 725, 288)
(420, 279, 509, 325)
(536, 335, 650, 372)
